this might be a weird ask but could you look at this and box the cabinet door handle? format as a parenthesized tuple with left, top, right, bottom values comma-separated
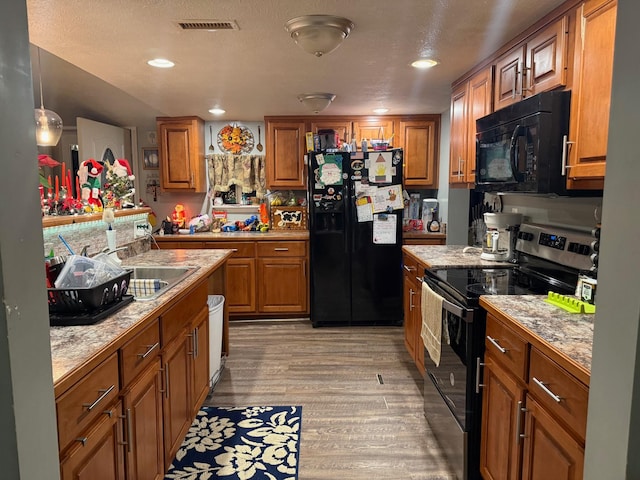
(561, 135, 575, 176)
(82, 384, 115, 411)
(160, 365, 170, 398)
(409, 288, 415, 311)
(515, 400, 527, 444)
(532, 377, 562, 403)
(194, 327, 199, 358)
(475, 357, 485, 394)
(119, 409, 133, 452)
(486, 335, 508, 354)
(137, 342, 159, 359)
(274, 248, 289, 252)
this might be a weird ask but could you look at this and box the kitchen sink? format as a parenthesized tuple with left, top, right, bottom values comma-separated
(123, 265, 199, 301)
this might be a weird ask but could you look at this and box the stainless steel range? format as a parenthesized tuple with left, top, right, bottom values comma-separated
(421, 223, 598, 480)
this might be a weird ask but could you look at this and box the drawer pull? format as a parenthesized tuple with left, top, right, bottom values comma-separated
(137, 342, 159, 359)
(231, 248, 238, 252)
(83, 385, 115, 411)
(532, 377, 562, 403)
(274, 248, 289, 252)
(76, 437, 88, 447)
(403, 264, 416, 273)
(486, 335, 508, 354)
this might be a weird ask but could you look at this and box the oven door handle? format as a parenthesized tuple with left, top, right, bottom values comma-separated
(419, 278, 474, 321)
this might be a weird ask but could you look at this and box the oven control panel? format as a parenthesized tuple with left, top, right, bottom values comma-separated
(516, 223, 595, 272)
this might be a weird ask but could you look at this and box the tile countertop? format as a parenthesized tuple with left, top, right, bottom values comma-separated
(402, 244, 513, 268)
(155, 230, 309, 241)
(481, 295, 593, 384)
(49, 248, 232, 388)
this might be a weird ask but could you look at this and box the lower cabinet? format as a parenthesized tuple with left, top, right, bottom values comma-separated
(402, 252, 425, 375)
(56, 280, 211, 479)
(480, 313, 587, 480)
(59, 400, 125, 480)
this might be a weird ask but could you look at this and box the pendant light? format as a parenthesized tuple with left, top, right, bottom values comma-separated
(34, 47, 63, 147)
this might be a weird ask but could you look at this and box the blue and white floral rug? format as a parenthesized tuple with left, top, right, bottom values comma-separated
(165, 406, 302, 480)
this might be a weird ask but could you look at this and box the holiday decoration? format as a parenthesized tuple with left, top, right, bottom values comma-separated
(103, 158, 135, 208)
(78, 159, 104, 211)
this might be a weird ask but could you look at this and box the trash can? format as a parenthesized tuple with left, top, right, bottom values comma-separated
(207, 295, 225, 388)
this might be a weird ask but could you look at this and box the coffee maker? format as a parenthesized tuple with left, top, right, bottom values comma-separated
(481, 212, 523, 261)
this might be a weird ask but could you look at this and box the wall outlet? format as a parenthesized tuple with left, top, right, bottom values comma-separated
(134, 219, 152, 237)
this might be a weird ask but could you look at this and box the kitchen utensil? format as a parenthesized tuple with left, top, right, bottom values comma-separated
(209, 126, 215, 152)
(256, 126, 263, 152)
(58, 234, 75, 255)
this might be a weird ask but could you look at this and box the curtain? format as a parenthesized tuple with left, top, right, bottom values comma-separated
(207, 153, 266, 198)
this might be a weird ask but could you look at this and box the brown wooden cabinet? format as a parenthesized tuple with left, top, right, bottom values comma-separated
(402, 252, 426, 375)
(121, 359, 164, 480)
(265, 118, 307, 189)
(353, 117, 395, 148)
(494, 16, 570, 111)
(190, 306, 210, 417)
(398, 117, 439, 188)
(450, 67, 493, 186)
(59, 400, 125, 480)
(310, 119, 353, 146)
(257, 241, 308, 314)
(566, 0, 617, 190)
(157, 116, 206, 192)
(480, 313, 588, 480)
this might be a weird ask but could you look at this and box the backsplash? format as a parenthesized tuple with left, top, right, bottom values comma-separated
(43, 212, 150, 259)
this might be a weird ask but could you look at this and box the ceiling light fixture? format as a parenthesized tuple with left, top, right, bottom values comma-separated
(297, 93, 336, 114)
(411, 58, 438, 69)
(147, 58, 175, 68)
(209, 108, 226, 115)
(34, 47, 63, 147)
(373, 108, 389, 114)
(285, 15, 354, 57)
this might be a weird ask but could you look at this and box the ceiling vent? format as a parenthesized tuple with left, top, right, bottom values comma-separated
(178, 20, 239, 31)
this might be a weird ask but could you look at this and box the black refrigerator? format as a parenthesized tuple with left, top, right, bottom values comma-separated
(308, 149, 404, 327)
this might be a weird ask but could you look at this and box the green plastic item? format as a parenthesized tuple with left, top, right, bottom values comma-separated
(543, 291, 596, 314)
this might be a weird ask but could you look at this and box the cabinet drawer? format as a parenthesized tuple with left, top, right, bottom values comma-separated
(56, 352, 120, 453)
(257, 241, 306, 257)
(402, 254, 419, 277)
(120, 318, 160, 387)
(161, 281, 207, 345)
(529, 348, 589, 441)
(204, 241, 255, 258)
(485, 315, 528, 382)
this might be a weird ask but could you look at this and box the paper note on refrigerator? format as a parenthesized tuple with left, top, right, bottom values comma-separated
(355, 195, 374, 222)
(372, 184, 403, 213)
(369, 151, 393, 183)
(373, 214, 397, 244)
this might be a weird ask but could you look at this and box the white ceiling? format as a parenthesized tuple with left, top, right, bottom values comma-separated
(26, 0, 568, 127)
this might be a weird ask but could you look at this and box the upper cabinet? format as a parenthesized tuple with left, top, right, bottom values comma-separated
(566, 0, 617, 190)
(449, 67, 493, 186)
(399, 116, 440, 188)
(494, 16, 570, 111)
(265, 118, 307, 189)
(310, 119, 354, 147)
(353, 118, 395, 147)
(157, 116, 206, 192)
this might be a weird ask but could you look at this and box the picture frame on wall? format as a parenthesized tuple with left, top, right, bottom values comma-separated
(142, 147, 159, 169)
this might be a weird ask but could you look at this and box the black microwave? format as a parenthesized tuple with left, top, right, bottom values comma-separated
(475, 90, 570, 194)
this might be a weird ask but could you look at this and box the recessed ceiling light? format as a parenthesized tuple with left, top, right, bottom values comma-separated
(411, 58, 438, 69)
(209, 108, 226, 115)
(147, 58, 175, 68)
(373, 108, 389, 114)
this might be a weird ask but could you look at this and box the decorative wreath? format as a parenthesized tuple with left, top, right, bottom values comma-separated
(217, 124, 255, 154)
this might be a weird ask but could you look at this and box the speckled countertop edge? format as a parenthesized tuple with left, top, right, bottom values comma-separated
(50, 249, 232, 386)
(481, 295, 594, 374)
(402, 245, 514, 268)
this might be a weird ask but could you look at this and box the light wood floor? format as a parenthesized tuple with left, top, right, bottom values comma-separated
(205, 319, 455, 480)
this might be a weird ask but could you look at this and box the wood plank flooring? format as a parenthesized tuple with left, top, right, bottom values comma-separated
(204, 319, 455, 479)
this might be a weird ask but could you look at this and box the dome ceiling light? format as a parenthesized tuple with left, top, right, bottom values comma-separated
(285, 15, 354, 57)
(297, 93, 336, 114)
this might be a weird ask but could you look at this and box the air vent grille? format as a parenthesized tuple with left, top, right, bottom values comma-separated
(178, 20, 239, 31)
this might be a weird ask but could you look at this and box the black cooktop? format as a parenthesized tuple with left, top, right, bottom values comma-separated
(426, 264, 577, 306)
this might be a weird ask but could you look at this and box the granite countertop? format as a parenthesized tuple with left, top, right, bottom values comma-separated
(480, 295, 593, 381)
(402, 244, 513, 268)
(156, 230, 309, 241)
(50, 249, 232, 388)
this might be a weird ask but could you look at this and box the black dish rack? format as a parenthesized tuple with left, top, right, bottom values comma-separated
(48, 270, 132, 319)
